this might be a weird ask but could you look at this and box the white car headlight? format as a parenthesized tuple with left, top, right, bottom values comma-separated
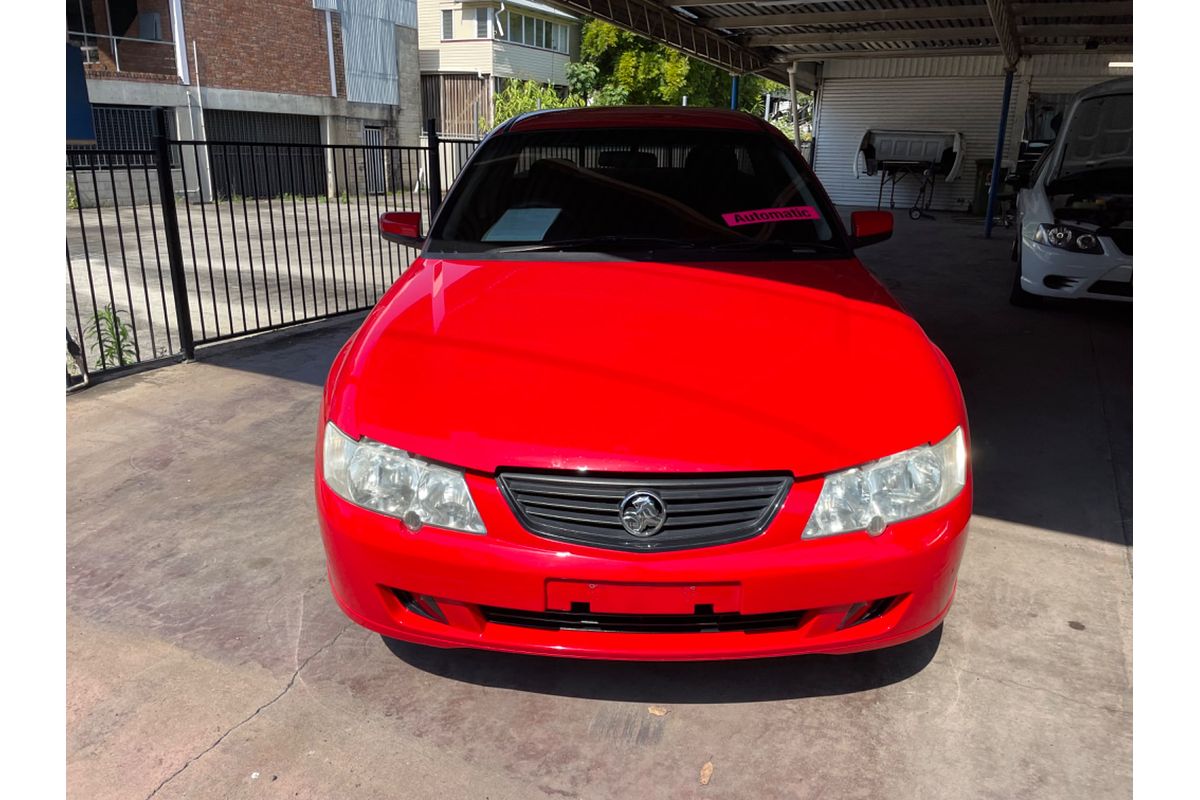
(803, 427, 967, 539)
(322, 421, 486, 534)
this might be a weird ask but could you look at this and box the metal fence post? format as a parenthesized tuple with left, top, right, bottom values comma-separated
(426, 118, 443, 215)
(152, 106, 196, 360)
(984, 68, 1016, 239)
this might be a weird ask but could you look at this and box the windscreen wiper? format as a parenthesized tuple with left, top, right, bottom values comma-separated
(488, 235, 703, 253)
(707, 239, 847, 254)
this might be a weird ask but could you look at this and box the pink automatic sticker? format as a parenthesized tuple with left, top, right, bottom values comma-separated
(721, 206, 821, 227)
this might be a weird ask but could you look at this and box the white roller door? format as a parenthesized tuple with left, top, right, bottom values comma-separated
(811, 71, 1025, 214)
(809, 54, 1132, 214)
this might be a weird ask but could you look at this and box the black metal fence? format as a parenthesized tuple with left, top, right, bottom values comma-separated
(66, 111, 481, 382)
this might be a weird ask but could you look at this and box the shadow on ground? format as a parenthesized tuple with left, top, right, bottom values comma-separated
(197, 312, 367, 387)
(854, 218, 1132, 545)
(383, 624, 942, 702)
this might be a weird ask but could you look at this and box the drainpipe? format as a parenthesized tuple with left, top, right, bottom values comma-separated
(193, 40, 213, 202)
(984, 67, 1016, 238)
(170, 0, 189, 84)
(730, 74, 739, 110)
(325, 9, 337, 98)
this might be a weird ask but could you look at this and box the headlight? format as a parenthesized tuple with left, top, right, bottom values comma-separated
(803, 427, 967, 539)
(322, 421, 486, 534)
(1033, 223, 1103, 254)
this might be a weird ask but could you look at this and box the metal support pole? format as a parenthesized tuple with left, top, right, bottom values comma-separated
(426, 118, 443, 215)
(105, 2, 120, 72)
(787, 63, 800, 148)
(730, 74, 740, 110)
(152, 107, 195, 360)
(984, 68, 1015, 238)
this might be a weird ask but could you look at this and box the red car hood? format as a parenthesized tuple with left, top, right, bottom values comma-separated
(328, 256, 966, 476)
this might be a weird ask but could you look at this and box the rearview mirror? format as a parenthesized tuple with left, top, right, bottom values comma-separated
(378, 211, 424, 248)
(850, 211, 893, 248)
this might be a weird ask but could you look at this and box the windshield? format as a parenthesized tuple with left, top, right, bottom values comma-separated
(1056, 92, 1132, 181)
(428, 126, 844, 256)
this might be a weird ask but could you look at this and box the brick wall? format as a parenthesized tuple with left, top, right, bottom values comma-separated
(85, 0, 176, 78)
(184, 0, 336, 97)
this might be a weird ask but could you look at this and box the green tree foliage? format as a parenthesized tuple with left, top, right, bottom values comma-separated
(569, 20, 784, 113)
(483, 80, 586, 132)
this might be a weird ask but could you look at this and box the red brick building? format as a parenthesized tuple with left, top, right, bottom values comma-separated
(68, 0, 423, 198)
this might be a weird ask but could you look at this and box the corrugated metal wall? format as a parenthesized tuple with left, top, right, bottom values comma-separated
(823, 56, 1010, 80)
(316, 0, 417, 106)
(1026, 53, 1133, 94)
(812, 54, 1129, 212)
(492, 40, 571, 85)
(812, 73, 1025, 213)
(204, 110, 325, 198)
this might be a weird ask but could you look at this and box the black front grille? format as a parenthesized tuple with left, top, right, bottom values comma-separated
(498, 472, 792, 552)
(1044, 275, 1083, 290)
(481, 606, 805, 633)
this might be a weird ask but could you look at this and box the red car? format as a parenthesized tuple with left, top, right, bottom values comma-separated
(316, 107, 971, 661)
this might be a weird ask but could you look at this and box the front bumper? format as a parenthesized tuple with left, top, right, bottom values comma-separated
(316, 474, 971, 661)
(1019, 237, 1132, 301)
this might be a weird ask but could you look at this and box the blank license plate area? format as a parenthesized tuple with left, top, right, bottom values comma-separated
(545, 580, 741, 615)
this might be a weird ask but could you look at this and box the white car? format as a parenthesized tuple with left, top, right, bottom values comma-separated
(1011, 78, 1132, 306)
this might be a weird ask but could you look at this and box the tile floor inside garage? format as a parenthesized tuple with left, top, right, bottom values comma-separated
(67, 211, 1132, 800)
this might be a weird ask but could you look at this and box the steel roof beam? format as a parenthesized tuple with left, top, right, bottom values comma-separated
(1017, 23, 1133, 37)
(772, 46, 1003, 62)
(746, 25, 999, 47)
(665, 0, 758, 6)
(773, 42, 1132, 63)
(703, 7, 993, 30)
(552, 0, 774, 77)
(985, 0, 1022, 67)
(1011, 1, 1132, 16)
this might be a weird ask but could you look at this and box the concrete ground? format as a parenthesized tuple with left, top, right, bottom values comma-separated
(67, 212, 1132, 800)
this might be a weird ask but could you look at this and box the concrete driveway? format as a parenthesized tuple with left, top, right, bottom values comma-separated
(67, 212, 1132, 799)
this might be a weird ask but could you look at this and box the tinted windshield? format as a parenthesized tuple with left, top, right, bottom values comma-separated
(428, 127, 844, 256)
(1056, 92, 1132, 180)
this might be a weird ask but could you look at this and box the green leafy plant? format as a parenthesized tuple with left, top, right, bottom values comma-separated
(571, 20, 787, 111)
(88, 305, 137, 369)
(67, 179, 79, 210)
(482, 80, 586, 132)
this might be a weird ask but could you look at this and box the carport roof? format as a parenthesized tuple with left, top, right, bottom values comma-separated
(546, 0, 1133, 84)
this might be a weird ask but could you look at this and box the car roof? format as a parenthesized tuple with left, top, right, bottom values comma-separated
(1073, 77, 1132, 101)
(500, 106, 773, 135)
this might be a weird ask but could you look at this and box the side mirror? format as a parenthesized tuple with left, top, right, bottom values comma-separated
(850, 210, 893, 248)
(378, 211, 424, 248)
